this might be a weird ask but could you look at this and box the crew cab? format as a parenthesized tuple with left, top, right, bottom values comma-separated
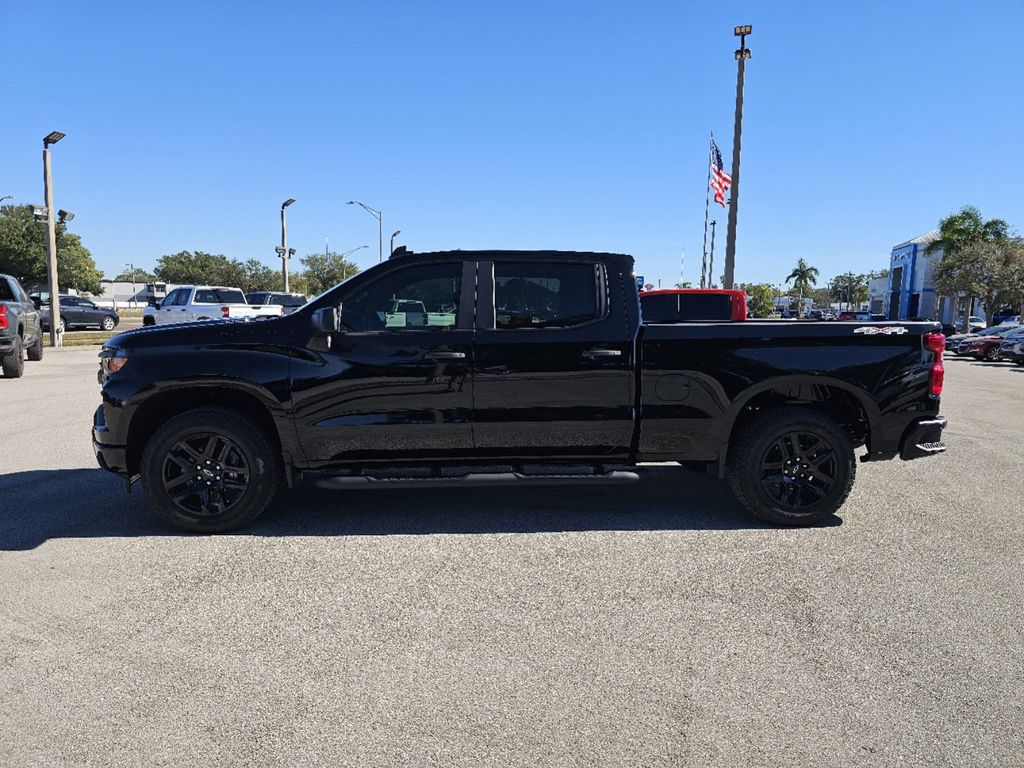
(93, 250, 948, 532)
(1, 274, 44, 378)
(149, 285, 283, 325)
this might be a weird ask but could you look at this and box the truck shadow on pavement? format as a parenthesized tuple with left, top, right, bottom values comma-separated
(0, 466, 841, 551)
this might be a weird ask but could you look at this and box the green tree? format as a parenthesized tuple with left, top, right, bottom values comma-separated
(155, 251, 245, 287)
(738, 282, 777, 318)
(299, 252, 361, 295)
(936, 238, 1024, 327)
(828, 272, 868, 311)
(927, 205, 1010, 331)
(113, 268, 156, 282)
(240, 259, 279, 293)
(784, 258, 820, 317)
(674, 281, 693, 288)
(0, 204, 103, 293)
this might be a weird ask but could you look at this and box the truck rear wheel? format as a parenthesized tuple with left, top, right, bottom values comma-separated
(140, 407, 282, 532)
(1, 336, 25, 378)
(727, 407, 855, 526)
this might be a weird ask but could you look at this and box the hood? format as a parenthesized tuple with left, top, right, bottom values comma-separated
(106, 316, 292, 350)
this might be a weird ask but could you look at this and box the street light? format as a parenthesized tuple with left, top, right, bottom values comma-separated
(42, 131, 64, 346)
(280, 198, 295, 292)
(0, 195, 13, 206)
(338, 245, 369, 281)
(723, 24, 752, 290)
(390, 230, 401, 256)
(124, 263, 137, 308)
(347, 200, 383, 263)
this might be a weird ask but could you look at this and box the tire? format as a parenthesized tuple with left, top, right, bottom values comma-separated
(1, 335, 25, 378)
(727, 407, 855, 526)
(101, 315, 117, 331)
(140, 407, 282, 532)
(26, 333, 44, 361)
(983, 346, 999, 361)
(143, 315, 155, 326)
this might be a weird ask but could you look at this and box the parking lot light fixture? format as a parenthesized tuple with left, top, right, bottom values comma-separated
(280, 199, 296, 291)
(390, 230, 401, 256)
(347, 200, 383, 263)
(42, 131, 65, 346)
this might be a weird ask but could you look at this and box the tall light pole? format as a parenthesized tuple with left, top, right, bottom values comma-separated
(339, 245, 369, 281)
(279, 199, 296, 291)
(124, 263, 136, 307)
(723, 25, 751, 290)
(390, 230, 401, 256)
(43, 131, 65, 346)
(347, 200, 383, 263)
(0, 195, 13, 206)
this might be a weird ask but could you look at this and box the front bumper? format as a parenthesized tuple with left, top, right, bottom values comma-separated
(92, 404, 129, 475)
(899, 415, 948, 460)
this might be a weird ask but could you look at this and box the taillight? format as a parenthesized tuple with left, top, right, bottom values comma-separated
(925, 331, 945, 397)
(221, 306, 230, 318)
(0, 305, 7, 331)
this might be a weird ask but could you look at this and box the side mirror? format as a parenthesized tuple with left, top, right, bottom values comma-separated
(153, 302, 161, 310)
(312, 306, 340, 334)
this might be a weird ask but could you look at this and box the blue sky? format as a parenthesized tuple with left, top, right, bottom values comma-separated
(2, 0, 1022, 288)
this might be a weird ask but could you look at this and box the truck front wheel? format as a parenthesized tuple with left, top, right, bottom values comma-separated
(727, 407, 855, 526)
(140, 407, 282, 532)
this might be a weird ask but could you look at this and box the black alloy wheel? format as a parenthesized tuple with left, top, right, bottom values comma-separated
(758, 431, 837, 511)
(141, 407, 282, 532)
(161, 433, 251, 518)
(727, 407, 855, 526)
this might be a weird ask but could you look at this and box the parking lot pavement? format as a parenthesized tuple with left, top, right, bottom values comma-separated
(0, 348, 1021, 767)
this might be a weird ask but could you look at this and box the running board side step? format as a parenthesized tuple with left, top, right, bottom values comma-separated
(315, 470, 641, 490)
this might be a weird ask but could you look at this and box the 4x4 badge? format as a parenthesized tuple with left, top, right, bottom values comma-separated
(854, 326, 908, 335)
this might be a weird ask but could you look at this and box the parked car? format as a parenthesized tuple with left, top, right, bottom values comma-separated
(947, 324, 1008, 351)
(992, 309, 1021, 325)
(957, 326, 1022, 360)
(0, 274, 44, 378)
(997, 337, 1024, 363)
(954, 315, 987, 334)
(998, 315, 1021, 326)
(93, 248, 948, 533)
(40, 295, 120, 332)
(148, 286, 284, 326)
(245, 291, 308, 315)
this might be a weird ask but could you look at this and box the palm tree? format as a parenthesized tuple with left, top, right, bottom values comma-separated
(785, 258, 820, 318)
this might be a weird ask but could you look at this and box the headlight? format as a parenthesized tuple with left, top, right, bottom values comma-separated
(99, 347, 128, 376)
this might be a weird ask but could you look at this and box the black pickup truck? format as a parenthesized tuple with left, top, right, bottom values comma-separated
(93, 250, 948, 532)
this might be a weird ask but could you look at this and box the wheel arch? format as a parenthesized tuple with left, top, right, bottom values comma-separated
(722, 375, 880, 465)
(125, 384, 287, 476)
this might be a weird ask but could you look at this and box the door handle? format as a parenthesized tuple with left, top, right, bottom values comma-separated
(424, 351, 466, 360)
(583, 348, 622, 358)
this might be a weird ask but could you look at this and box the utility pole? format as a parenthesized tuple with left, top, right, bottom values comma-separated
(280, 199, 295, 291)
(42, 132, 64, 346)
(723, 25, 751, 290)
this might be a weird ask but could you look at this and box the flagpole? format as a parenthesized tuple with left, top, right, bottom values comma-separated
(701, 133, 713, 288)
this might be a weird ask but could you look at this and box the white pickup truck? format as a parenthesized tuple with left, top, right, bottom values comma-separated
(143, 286, 283, 326)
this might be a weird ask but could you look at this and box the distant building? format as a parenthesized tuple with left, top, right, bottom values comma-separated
(92, 280, 183, 307)
(868, 275, 888, 314)
(885, 231, 985, 322)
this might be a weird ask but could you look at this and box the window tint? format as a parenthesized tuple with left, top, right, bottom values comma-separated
(494, 262, 598, 329)
(194, 289, 245, 304)
(162, 290, 180, 306)
(273, 293, 307, 307)
(15, 281, 31, 304)
(0, 279, 15, 301)
(342, 263, 461, 331)
(247, 292, 270, 304)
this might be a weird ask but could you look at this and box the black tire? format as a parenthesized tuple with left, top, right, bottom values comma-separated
(140, 407, 282, 532)
(727, 407, 855, 526)
(983, 346, 999, 361)
(26, 333, 44, 361)
(143, 315, 155, 326)
(1, 335, 25, 378)
(101, 315, 117, 331)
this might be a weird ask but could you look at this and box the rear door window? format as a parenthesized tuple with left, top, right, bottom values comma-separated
(194, 289, 245, 304)
(493, 262, 599, 329)
(0, 279, 15, 301)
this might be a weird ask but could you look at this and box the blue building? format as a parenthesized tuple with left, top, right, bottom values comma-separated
(885, 231, 949, 321)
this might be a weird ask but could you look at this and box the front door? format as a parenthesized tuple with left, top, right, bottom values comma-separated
(471, 258, 634, 458)
(290, 260, 476, 464)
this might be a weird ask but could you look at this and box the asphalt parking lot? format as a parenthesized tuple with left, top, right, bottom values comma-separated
(0, 348, 1021, 767)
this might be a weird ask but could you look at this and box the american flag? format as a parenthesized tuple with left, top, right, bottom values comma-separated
(710, 139, 732, 207)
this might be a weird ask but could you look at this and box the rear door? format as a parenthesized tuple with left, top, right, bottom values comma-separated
(471, 257, 634, 458)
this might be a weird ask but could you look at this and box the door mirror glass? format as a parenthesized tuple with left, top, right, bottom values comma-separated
(312, 306, 340, 334)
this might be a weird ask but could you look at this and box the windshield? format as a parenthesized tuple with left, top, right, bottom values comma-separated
(194, 288, 246, 304)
